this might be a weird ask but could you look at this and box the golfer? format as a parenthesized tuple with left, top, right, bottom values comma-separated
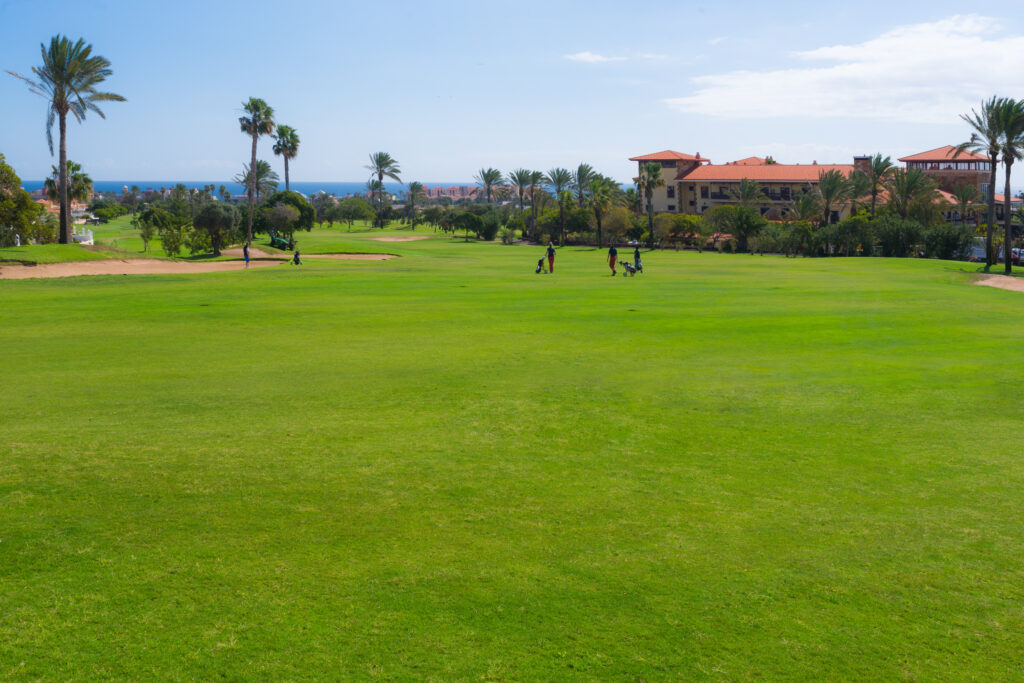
(608, 243, 618, 276)
(243, 244, 250, 269)
(546, 241, 556, 273)
(633, 246, 641, 272)
(292, 248, 302, 265)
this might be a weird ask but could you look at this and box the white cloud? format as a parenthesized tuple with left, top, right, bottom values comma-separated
(666, 15, 1024, 123)
(564, 51, 626, 63)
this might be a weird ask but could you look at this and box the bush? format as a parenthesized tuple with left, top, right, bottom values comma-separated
(924, 223, 975, 260)
(874, 215, 923, 257)
(479, 209, 502, 241)
(499, 227, 515, 244)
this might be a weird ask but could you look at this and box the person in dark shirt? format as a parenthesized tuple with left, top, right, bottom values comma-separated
(243, 244, 250, 269)
(633, 246, 642, 273)
(546, 242, 556, 273)
(292, 248, 302, 265)
(608, 244, 618, 276)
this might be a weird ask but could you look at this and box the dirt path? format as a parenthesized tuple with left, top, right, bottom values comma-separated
(0, 258, 280, 280)
(974, 274, 1024, 293)
(370, 235, 430, 242)
(220, 247, 396, 261)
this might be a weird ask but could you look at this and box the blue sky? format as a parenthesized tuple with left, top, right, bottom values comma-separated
(2, 0, 1024, 185)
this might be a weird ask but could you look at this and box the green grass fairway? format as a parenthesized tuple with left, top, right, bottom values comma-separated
(2, 238, 1023, 679)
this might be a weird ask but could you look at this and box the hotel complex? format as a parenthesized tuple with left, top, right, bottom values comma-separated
(629, 145, 1013, 223)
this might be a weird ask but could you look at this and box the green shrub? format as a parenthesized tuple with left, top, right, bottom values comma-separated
(924, 223, 975, 260)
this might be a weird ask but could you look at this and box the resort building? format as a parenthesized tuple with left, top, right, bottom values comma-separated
(631, 144, 1005, 224)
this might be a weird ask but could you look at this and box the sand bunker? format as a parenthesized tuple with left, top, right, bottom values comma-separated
(370, 235, 430, 242)
(0, 258, 280, 280)
(304, 253, 395, 260)
(973, 274, 1024, 293)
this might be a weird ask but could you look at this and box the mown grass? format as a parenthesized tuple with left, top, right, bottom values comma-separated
(1, 240, 1023, 680)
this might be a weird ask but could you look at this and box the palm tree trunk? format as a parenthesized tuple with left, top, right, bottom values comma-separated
(247, 133, 257, 247)
(597, 215, 603, 248)
(58, 113, 69, 244)
(870, 190, 877, 220)
(986, 157, 997, 269)
(1004, 160, 1013, 274)
(285, 157, 290, 192)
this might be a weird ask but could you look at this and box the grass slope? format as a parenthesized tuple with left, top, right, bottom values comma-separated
(2, 243, 1023, 679)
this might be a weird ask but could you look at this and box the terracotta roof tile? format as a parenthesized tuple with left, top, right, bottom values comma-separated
(629, 150, 708, 162)
(681, 163, 853, 183)
(898, 145, 988, 162)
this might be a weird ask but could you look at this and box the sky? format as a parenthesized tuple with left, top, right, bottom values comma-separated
(2, 0, 1024, 186)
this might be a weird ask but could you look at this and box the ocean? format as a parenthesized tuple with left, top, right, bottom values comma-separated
(18, 180, 470, 197)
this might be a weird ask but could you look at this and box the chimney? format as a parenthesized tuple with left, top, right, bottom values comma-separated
(853, 155, 871, 175)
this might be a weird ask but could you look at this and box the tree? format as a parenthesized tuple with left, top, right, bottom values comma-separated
(453, 211, 482, 241)
(239, 97, 275, 247)
(474, 167, 503, 204)
(272, 124, 300, 192)
(884, 168, 938, 221)
(997, 98, 1024, 274)
(589, 178, 615, 247)
(545, 168, 572, 245)
(192, 202, 239, 256)
(957, 96, 1006, 269)
(573, 163, 595, 207)
(639, 162, 666, 247)
(44, 160, 92, 203)
(731, 206, 768, 252)
(311, 193, 336, 227)
(507, 168, 532, 214)
(405, 181, 426, 229)
(865, 154, 893, 219)
(786, 187, 821, 222)
(264, 204, 299, 239)
(259, 191, 315, 236)
(233, 160, 279, 200)
(846, 170, 872, 216)
(334, 197, 374, 230)
(951, 183, 979, 226)
(132, 213, 155, 253)
(729, 178, 767, 209)
(817, 169, 851, 225)
(7, 35, 124, 244)
(365, 152, 401, 227)
(0, 154, 46, 247)
(528, 170, 544, 241)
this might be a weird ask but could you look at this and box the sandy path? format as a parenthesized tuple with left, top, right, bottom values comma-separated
(974, 274, 1024, 293)
(370, 235, 430, 242)
(220, 247, 395, 261)
(0, 258, 280, 280)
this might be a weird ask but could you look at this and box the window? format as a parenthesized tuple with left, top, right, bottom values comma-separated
(689, 200, 695, 206)
(666, 186, 675, 198)
(667, 204, 676, 212)
(700, 186, 709, 199)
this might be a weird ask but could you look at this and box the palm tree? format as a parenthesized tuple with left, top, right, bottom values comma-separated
(846, 170, 872, 216)
(957, 96, 1007, 269)
(233, 160, 279, 201)
(729, 177, 767, 209)
(573, 163, 595, 207)
(624, 187, 641, 215)
(44, 160, 92, 203)
(239, 97, 275, 247)
(589, 178, 616, 248)
(996, 98, 1024, 274)
(884, 168, 938, 220)
(816, 169, 851, 225)
(545, 168, 572, 245)
(507, 168, 532, 213)
(528, 170, 544, 241)
(365, 152, 401, 227)
(951, 183, 979, 225)
(8, 35, 124, 244)
(272, 125, 300, 192)
(406, 181, 426, 229)
(640, 162, 665, 246)
(786, 187, 822, 222)
(474, 167, 503, 203)
(865, 154, 893, 219)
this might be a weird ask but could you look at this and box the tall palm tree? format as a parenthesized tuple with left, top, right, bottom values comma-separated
(884, 168, 938, 220)
(786, 187, 822, 222)
(233, 160, 279, 201)
(528, 170, 544, 241)
(239, 97, 275, 246)
(957, 96, 1006, 269)
(589, 177, 616, 248)
(729, 177, 767, 209)
(44, 160, 92, 203)
(365, 152, 401, 227)
(624, 187, 641, 215)
(846, 170, 872, 216)
(640, 162, 665, 246)
(8, 35, 124, 244)
(951, 183, 979, 226)
(406, 181, 426, 229)
(573, 163, 595, 207)
(474, 167, 503, 203)
(545, 168, 572, 245)
(507, 168, 532, 213)
(865, 154, 893, 219)
(816, 169, 851, 225)
(272, 125, 300, 192)
(997, 98, 1024, 274)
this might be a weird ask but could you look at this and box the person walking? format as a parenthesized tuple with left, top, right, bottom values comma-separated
(633, 245, 642, 273)
(243, 244, 250, 269)
(546, 241, 556, 273)
(292, 247, 302, 265)
(608, 243, 618, 276)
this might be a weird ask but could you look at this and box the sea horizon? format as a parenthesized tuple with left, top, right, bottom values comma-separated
(18, 180, 474, 196)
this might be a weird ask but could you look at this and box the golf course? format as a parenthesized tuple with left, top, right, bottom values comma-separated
(2, 228, 1023, 679)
